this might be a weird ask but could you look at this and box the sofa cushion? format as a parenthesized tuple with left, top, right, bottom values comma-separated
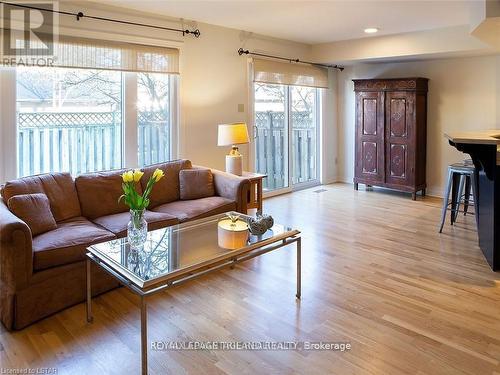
(141, 159, 192, 208)
(152, 196, 236, 222)
(7, 193, 57, 236)
(93, 210, 179, 238)
(179, 168, 215, 200)
(32, 216, 115, 271)
(76, 169, 141, 220)
(1, 172, 81, 222)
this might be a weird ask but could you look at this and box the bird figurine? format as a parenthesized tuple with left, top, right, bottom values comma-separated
(247, 213, 274, 235)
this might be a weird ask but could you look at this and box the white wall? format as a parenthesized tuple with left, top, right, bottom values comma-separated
(0, 70, 16, 183)
(320, 69, 339, 184)
(336, 54, 500, 197)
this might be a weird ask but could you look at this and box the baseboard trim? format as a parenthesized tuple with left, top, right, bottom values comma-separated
(334, 176, 444, 198)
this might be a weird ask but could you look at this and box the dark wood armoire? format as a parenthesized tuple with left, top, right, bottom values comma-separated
(353, 78, 428, 200)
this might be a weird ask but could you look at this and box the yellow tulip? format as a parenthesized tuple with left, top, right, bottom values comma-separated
(152, 168, 164, 182)
(133, 169, 144, 182)
(122, 170, 134, 183)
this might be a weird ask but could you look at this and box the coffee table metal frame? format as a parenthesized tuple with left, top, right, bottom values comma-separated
(85, 223, 301, 375)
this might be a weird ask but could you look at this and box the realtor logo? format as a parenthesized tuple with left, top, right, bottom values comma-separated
(1, 1, 58, 62)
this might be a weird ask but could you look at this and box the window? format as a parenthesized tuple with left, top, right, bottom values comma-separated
(137, 73, 172, 166)
(16, 67, 123, 177)
(0, 37, 179, 182)
(254, 82, 321, 192)
(251, 57, 325, 193)
(9, 67, 177, 179)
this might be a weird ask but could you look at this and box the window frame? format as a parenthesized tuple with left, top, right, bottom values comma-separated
(250, 80, 322, 196)
(0, 67, 179, 182)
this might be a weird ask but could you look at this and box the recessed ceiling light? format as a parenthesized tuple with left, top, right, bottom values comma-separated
(364, 28, 379, 34)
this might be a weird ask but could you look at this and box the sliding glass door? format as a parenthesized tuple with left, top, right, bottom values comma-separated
(254, 83, 289, 191)
(254, 82, 320, 193)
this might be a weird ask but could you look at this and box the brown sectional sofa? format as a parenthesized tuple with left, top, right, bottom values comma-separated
(0, 159, 250, 330)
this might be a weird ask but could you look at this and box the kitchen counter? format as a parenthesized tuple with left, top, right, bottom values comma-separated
(445, 130, 500, 145)
(446, 131, 500, 165)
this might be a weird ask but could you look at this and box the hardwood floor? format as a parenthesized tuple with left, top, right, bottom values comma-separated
(2, 183, 500, 375)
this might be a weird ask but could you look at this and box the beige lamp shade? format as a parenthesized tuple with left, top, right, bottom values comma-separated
(217, 123, 250, 146)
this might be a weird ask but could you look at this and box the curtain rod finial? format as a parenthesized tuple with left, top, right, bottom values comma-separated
(76, 11, 84, 21)
(238, 48, 249, 56)
(184, 29, 200, 37)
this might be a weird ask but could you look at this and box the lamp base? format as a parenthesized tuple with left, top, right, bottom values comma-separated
(226, 154, 243, 176)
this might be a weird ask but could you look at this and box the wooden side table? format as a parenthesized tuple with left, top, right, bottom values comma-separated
(242, 172, 267, 213)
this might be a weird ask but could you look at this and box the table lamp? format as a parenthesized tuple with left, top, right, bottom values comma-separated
(217, 123, 249, 176)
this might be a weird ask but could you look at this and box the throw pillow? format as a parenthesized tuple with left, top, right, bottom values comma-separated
(7, 193, 57, 236)
(179, 169, 215, 200)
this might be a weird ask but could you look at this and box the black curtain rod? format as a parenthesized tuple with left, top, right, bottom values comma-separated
(238, 48, 343, 71)
(0, 1, 201, 37)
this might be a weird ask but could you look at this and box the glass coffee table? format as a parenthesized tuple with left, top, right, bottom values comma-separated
(85, 212, 301, 375)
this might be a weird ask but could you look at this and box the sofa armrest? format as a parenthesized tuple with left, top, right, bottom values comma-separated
(211, 169, 250, 213)
(0, 199, 33, 290)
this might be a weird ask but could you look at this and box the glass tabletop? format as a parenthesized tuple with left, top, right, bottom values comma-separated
(87, 212, 298, 289)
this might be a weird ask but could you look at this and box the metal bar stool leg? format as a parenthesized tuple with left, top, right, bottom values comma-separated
(439, 168, 453, 233)
(453, 174, 466, 223)
(450, 172, 461, 225)
(463, 175, 471, 216)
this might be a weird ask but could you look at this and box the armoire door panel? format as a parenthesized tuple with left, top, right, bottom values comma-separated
(389, 97, 407, 138)
(385, 91, 415, 186)
(362, 98, 378, 135)
(362, 141, 379, 174)
(388, 143, 407, 178)
(355, 91, 384, 183)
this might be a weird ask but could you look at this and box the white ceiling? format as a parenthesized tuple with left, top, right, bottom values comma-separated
(92, 0, 473, 45)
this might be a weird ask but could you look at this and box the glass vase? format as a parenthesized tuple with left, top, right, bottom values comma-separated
(127, 209, 147, 248)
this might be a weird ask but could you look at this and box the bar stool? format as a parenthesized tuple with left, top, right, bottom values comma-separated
(439, 162, 479, 233)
